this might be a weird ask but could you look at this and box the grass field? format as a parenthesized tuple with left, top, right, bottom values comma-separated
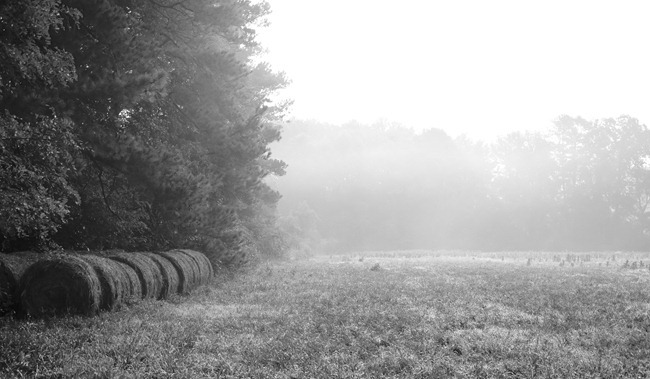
(1, 250, 650, 378)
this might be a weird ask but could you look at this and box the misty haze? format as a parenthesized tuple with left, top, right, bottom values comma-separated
(1, 0, 650, 378)
(271, 116, 650, 253)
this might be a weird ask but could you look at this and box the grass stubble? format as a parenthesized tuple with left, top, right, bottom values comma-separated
(1, 251, 649, 378)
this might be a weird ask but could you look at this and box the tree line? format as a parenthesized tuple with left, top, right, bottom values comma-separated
(273, 116, 650, 252)
(0, 0, 287, 265)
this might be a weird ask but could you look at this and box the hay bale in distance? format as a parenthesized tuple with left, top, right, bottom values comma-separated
(118, 261, 142, 304)
(171, 250, 203, 286)
(76, 255, 130, 311)
(19, 255, 102, 317)
(156, 251, 198, 294)
(108, 252, 163, 299)
(180, 249, 214, 279)
(0, 253, 41, 315)
(173, 249, 213, 285)
(141, 252, 180, 299)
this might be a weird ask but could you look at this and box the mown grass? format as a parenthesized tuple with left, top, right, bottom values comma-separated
(1, 251, 649, 378)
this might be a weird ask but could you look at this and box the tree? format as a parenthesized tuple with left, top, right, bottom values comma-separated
(0, 0, 81, 250)
(550, 115, 650, 248)
(0, 0, 289, 265)
(489, 131, 559, 248)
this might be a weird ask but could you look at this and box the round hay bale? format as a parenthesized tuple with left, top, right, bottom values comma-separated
(0, 253, 41, 314)
(118, 262, 142, 304)
(174, 249, 213, 285)
(156, 251, 199, 294)
(76, 255, 130, 311)
(141, 252, 180, 299)
(183, 249, 214, 279)
(19, 255, 102, 317)
(107, 252, 163, 299)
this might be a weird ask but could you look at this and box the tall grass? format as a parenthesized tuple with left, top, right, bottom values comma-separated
(1, 252, 649, 377)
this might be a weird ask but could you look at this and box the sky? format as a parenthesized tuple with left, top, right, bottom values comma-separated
(255, 0, 650, 141)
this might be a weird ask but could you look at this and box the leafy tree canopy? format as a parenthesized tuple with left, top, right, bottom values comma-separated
(0, 0, 288, 265)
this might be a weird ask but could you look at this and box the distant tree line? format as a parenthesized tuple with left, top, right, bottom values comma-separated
(273, 117, 650, 252)
(0, 0, 288, 265)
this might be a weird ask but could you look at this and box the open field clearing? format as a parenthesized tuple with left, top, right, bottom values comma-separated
(1, 251, 650, 378)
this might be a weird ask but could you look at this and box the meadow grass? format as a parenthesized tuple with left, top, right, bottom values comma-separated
(1, 251, 649, 378)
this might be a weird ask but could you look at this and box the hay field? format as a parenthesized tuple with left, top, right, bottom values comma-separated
(1, 251, 649, 378)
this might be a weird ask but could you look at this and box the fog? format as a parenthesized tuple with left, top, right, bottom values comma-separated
(269, 116, 650, 253)
(258, 2, 650, 254)
(259, 1, 650, 141)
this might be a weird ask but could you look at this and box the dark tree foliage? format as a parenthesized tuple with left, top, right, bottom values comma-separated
(0, 0, 81, 251)
(0, 0, 288, 265)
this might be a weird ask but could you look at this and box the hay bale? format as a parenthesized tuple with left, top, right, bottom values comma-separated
(0, 253, 41, 314)
(156, 251, 199, 294)
(19, 255, 102, 317)
(76, 255, 131, 311)
(174, 249, 213, 285)
(108, 252, 163, 299)
(119, 262, 142, 304)
(141, 252, 180, 299)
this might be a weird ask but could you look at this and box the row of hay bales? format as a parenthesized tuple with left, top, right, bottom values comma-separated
(0, 249, 213, 317)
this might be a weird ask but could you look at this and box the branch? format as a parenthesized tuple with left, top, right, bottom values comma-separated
(147, 0, 192, 18)
(148, 0, 188, 9)
(95, 163, 122, 220)
(166, 99, 201, 132)
(1, 137, 49, 142)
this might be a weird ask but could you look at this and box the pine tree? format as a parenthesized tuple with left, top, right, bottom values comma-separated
(1, 0, 289, 265)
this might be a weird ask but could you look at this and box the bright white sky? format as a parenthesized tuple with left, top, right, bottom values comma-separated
(256, 0, 650, 141)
